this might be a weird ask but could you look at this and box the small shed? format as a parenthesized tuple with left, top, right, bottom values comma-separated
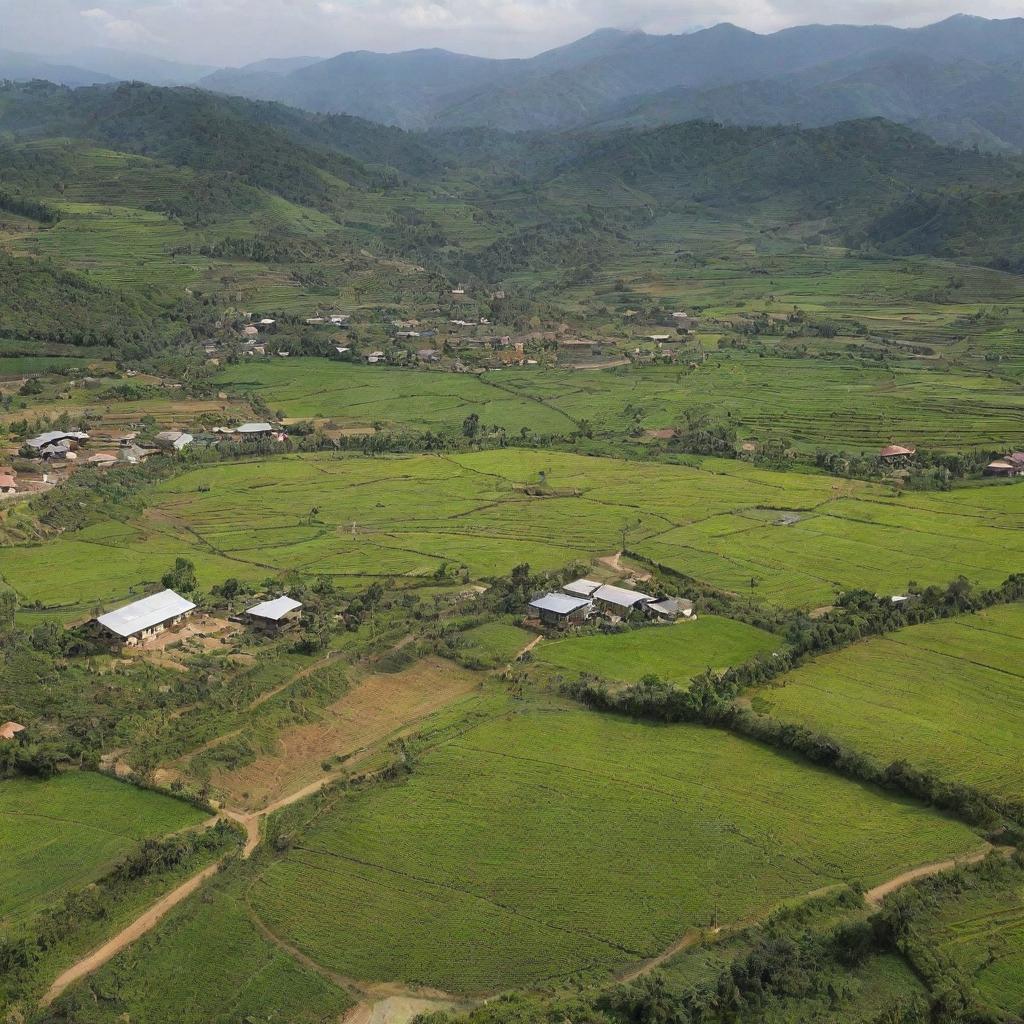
(529, 593, 592, 628)
(245, 595, 303, 632)
(646, 597, 695, 621)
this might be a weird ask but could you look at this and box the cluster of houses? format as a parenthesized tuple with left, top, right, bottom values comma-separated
(92, 589, 304, 648)
(985, 452, 1024, 477)
(528, 578, 694, 629)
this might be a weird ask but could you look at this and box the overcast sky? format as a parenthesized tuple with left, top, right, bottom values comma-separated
(3, 0, 1021, 66)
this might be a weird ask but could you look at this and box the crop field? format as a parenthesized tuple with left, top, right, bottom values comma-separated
(53, 886, 353, 1024)
(458, 621, 536, 667)
(3, 450, 1022, 614)
(917, 872, 1024, 1016)
(533, 616, 780, 685)
(491, 357, 1024, 451)
(0, 772, 207, 928)
(208, 657, 484, 810)
(751, 603, 1024, 800)
(249, 707, 981, 993)
(216, 359, 578, 434)
(216, 354, 1024, 451)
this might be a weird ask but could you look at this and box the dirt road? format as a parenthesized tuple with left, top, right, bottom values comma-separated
(864, 845, 1004, 906)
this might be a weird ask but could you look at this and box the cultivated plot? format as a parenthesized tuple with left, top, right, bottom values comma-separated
(249, 708, 982, 993)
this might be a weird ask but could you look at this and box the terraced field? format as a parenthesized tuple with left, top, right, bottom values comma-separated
(249, 708, 982, 993)
(533, 616, 780, 685)
(916, 864, 1024, 1017)
(751, 603, 1024, 800)
(3, 450, 1021, 614)
(0, 772, 207, 928)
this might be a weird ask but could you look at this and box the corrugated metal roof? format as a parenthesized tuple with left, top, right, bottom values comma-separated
(529, 593, 591, 615)
(236, 422, 274, 433)
(26, 430, 89, 449)
(97, 590, 196, 638)
(592, 584, 653, 608)
(562, 579, 601, 597)
(246, 596, 303, 621)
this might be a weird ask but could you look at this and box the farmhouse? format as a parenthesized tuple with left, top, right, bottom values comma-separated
(87, 452, 119, 468)
(234, 422, 276, 439)
(366, 352, 385, 364)
(646, 597, 695, 621)
(529, 592, 592, 628)
(245, 595, 303, 632)
(985, 453, 1024, 477)
(562, 579, 602, 598)
(591, 583, 654, 616)
(25, 430, 89, 452)
(154, 430, 194, 452)
(95, 590, 196, 647)
(879, 444, 916, 463)
(0, 473, 16, 494)
(0, 721, 25, 741)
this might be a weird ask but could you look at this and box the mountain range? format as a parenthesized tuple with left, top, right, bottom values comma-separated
(5, 15, 1024, 152)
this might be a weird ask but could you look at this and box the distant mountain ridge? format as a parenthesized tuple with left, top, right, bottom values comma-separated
(192, 15, 1024, 151)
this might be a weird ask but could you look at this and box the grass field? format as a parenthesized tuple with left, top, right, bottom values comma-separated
(3, 450, 1021, 614)
(53, 886, 353, 1024)
(249, 707, 982, 993)
(752, 603, 1024, 800)
(458, 621, 536, 667)
(533, 616, 780, 685)
(215, 355, 1024, 452)
(0, 772, 206, 928)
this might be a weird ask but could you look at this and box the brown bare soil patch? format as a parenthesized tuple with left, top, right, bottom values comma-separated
(212, 657, 481, 811)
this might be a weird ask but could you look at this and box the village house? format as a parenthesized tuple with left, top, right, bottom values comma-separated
(94, 590, 196, 648)
(234, 422, 277, 440)
(0, 721, 26, 741)
(879, 444, 917, 464)
(562, 579, 602, 599)
(87, 452, 120, 468)
(153, 430, 194, 452)
(985, 453, 1024, 477)
(329, 315, 350, 325)
(646, 596, 695, 621)
(590, 583, 654, 617)
(0, 473, 17, 495)
(366, 351, 385, 364)
(245, 595, 303, 633)
(529, 592, 592, 628)
(24, 430, 89, 455)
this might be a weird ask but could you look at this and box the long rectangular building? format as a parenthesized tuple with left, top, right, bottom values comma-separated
(95, 590, 196, 647)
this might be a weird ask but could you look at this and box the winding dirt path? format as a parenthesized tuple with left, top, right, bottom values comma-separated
(864, 845, 1007, 906)
(41, 861, 223, 1006)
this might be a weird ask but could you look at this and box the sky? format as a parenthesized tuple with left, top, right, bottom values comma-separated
(3, 0, 1022, 66)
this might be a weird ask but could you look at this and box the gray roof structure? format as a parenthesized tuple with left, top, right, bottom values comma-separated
(96, 590, 196, 638)
(246, 596, 303, 622)
(562, 579, 602, 597)
(529, 593, 591, 616)
(235, 422, 274, 434)
(26, 430, 89, 449)
(592, 584, 653, 609)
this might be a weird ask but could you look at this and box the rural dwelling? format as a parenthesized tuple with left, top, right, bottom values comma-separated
(646, 597, 695, 621)
(87, 452, 120, 468)
(153, 430, 194, 452)
(0, 474, 16, 494)
(529, 593, 592, 628)
(25, 430, 89, 453)
(330, 315, 350, 325)
(245, 595, 303, 633)
(562, 579, 602, 599)
(234, 422, 276, 439)
(985, 453, 1024, 477)
(0, 721, 25, 741)
(591, 583, 654, 617)
(879, 444, 917, 463)
(366, 352, 385, 364)
(95, 590, 196, 647)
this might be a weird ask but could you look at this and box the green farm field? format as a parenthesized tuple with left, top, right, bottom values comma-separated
(533, 616, 780, 685)
(0, 772, 207, 929)
(3, 450, 1022, 614)
(52, 886, 353, 1024)
(216, 355, 1024, 451)
(249, 707, 982, 993)
(752, 603, 1024, 800)
(917, 867, 1024, 1017)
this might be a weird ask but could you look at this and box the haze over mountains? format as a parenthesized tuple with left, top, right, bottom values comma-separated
(4, 15, 1024, 152)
